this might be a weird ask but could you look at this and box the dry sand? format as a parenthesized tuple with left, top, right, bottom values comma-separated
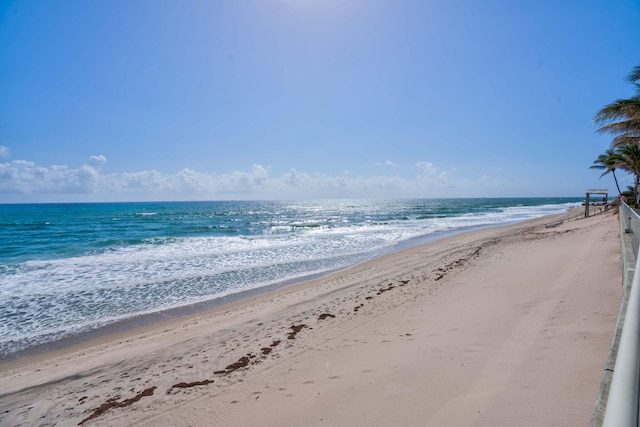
(0, 209, 622, 426)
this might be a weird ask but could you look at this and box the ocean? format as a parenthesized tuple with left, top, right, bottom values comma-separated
(0, 198, 581, 360)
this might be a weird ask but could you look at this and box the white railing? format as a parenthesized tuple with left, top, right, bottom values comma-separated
(601, 203, 640, 426)
(622, 202, 640, 258)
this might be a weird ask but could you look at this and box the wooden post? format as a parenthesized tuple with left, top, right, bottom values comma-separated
(585, 192, 590, 218)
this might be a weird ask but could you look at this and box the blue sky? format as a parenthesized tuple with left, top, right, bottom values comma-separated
(1, 0, 639, 202)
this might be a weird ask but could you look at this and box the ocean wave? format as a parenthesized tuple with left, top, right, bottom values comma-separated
(0, 198, 580, 357)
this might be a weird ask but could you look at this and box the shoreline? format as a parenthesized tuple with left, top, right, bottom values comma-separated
(0, 214, 567, 363)
(0, 209, 621, 426)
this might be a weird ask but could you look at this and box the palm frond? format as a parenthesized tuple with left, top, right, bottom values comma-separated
(594, 97, 640, 124)
(612, 134, 640, 148)
(615, 145, 640, 175)
(590, 149, 625, 195)
(626, 66, 640, 85)
(591, 149, 622, 174)
(597, 119, 640, 135)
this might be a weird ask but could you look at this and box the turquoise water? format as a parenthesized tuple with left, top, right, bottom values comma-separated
(0, 198, 581, 358)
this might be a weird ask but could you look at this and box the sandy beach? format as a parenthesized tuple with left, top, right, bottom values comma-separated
(0, 209, 622, 426)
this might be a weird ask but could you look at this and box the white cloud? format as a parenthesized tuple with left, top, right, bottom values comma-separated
(415, 161, 438, 174)
(0, 158, 101, 194)
(103, 169, 165, 193)
(95, 164, 273, 197)
(415, 162, 454, 190)
(0, 155, 110, 196)
(0, 146, 10, 158)
(0, 156, 508, 202)
(376, 160, 398, 167)
(87, 155, 107, 169)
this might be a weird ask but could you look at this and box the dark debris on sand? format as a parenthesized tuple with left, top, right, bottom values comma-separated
(78, 386, 157, 425)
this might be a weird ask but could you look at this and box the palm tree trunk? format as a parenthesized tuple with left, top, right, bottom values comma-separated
(613, 171, 622, 195)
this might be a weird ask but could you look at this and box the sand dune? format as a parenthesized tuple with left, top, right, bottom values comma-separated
(0, 210, 621, 426)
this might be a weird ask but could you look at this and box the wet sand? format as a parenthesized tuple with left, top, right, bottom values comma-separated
(0, 209, 622, 426)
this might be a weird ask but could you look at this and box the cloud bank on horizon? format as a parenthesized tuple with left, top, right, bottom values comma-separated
(0, 149, 500, 202)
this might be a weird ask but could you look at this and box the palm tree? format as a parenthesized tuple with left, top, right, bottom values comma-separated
(591, 149, 623, 195)
(594, 66, 640, 146)
(615, 145, 640, 205)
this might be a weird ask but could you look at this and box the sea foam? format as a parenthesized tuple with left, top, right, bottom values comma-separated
(0, 198, 580, 358)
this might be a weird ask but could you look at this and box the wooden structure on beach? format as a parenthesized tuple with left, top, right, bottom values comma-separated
(585, 189, 609, 218)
